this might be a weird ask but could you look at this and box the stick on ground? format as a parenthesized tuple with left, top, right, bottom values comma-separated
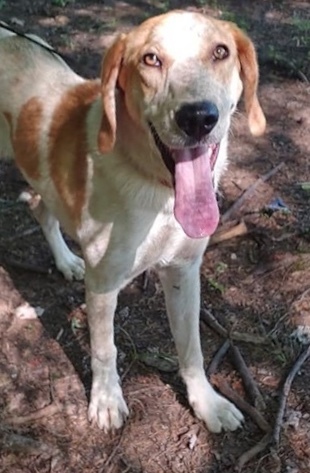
(230, 344, 266, 411)
(236, 344, 310, 469)
(211, 376, 270, 433)
(236, 433, 271, 471)
(201, 308, 228, 337)
(221, 162, 285, 223)
(0, 425, 56, 456)
(209, 220, 248, 246)
(206, 340, 230, 376)
(5, 402, 60, 425)
(2, 255, 50, 274)
(272, 344, 310, 446)
(201, 308, 268, 345)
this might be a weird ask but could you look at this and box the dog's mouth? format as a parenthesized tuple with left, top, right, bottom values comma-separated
(149, 122, 220, 239)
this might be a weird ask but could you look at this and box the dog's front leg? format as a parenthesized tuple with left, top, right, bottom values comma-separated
(86, 286, 129, 431)
(158, 261, 244, 433)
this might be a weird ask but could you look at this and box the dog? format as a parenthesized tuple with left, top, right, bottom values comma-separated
(0, 10, 266, 433)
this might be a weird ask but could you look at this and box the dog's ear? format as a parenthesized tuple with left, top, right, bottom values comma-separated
(98, 34, 126, 153)
(226, 23, 266, 136)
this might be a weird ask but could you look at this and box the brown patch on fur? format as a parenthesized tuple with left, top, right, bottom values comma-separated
(14, 98, 42, 180)
(3, 112, 12, 130)
(3, 112, 14, 145)
(224, 22, 266, 136)
(49, 80, 100, 224)
(99, 34, 126, 153)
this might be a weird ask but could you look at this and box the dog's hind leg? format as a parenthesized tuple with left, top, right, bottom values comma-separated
(22, 192, 85, 281)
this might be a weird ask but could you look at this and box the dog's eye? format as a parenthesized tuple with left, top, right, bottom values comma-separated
(213, 45, 229, 61)
(143, 53, 162, 67)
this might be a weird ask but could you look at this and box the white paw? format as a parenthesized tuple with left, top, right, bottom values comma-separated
(56, 253, 85, 281)
(195, 393, 244, 433)
(88, 382, 129, 432)
(186, 377, 244, 433)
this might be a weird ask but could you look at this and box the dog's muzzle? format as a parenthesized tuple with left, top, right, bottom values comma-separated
(175, 101, 219, 141)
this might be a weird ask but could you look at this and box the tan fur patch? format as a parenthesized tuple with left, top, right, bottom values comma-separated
(14, 98, 42, 180)
(223, 21, 266, 135)
(49, 80, 100, 223)
(3, 111, 14, 145)
(3, 112, 12, 131)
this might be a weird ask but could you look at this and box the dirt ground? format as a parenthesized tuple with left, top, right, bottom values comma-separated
(0, 1, 309, 472)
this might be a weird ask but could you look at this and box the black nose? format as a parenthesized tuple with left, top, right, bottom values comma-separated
(175, 101, 219, 141)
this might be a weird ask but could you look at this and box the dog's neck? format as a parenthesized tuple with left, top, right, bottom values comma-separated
(114, 92, 173, 188)
(86, 90, 173, 190)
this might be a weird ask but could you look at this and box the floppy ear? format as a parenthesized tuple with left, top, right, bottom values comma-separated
(98, 34, 126, 153)
(227, 23, 266, 136)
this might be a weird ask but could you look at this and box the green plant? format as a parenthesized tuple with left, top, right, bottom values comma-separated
(156, 0, 171, 13)
(221, 11, 250, 31)
(207, 277, 225, 294)
(215, 262, 228, 274)
(52, 0, 73, 7)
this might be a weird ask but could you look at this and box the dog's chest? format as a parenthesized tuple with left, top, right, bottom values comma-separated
(120, 211, 208, 282)
(81, 208, 207, 288)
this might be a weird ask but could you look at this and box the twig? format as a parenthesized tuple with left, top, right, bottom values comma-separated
(1, 255, 50, 274)
(206, 338, 266, 411)
(206, 340, 230, 376)
(272, 344, 310, 446)
(230, 332, 268, 345)
(236, 433, 271, 471)
(0, 226, 40, 243)
(221, 162, 285, 223)
(210, 220, 248, 246)
(235, 345, 310, 469)
(141, 270, 150, 291)
(0, 425, 55, 456)
(230, 344, 266, 411)
(121, 358, 136, 381)
(201, 308, 227, 337)
(5, 402, 60, 425)
(201, 308, 268, 345)
(211, 376, 270, 433)
(100, 429, 125, 473)
(119, 326, 137, 381)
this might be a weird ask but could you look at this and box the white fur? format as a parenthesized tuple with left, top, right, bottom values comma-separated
(0, 11, 258, 433)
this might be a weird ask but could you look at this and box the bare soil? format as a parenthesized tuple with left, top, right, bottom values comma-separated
(0, 1, 309, 472)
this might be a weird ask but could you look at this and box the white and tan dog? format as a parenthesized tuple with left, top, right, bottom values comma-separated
(0, 11, 265, 433)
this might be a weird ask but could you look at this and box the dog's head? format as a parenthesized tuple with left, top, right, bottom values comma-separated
(98, 10, 266, 238)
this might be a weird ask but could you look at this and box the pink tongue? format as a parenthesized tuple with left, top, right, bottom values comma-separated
(173, 146, 219, 238)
